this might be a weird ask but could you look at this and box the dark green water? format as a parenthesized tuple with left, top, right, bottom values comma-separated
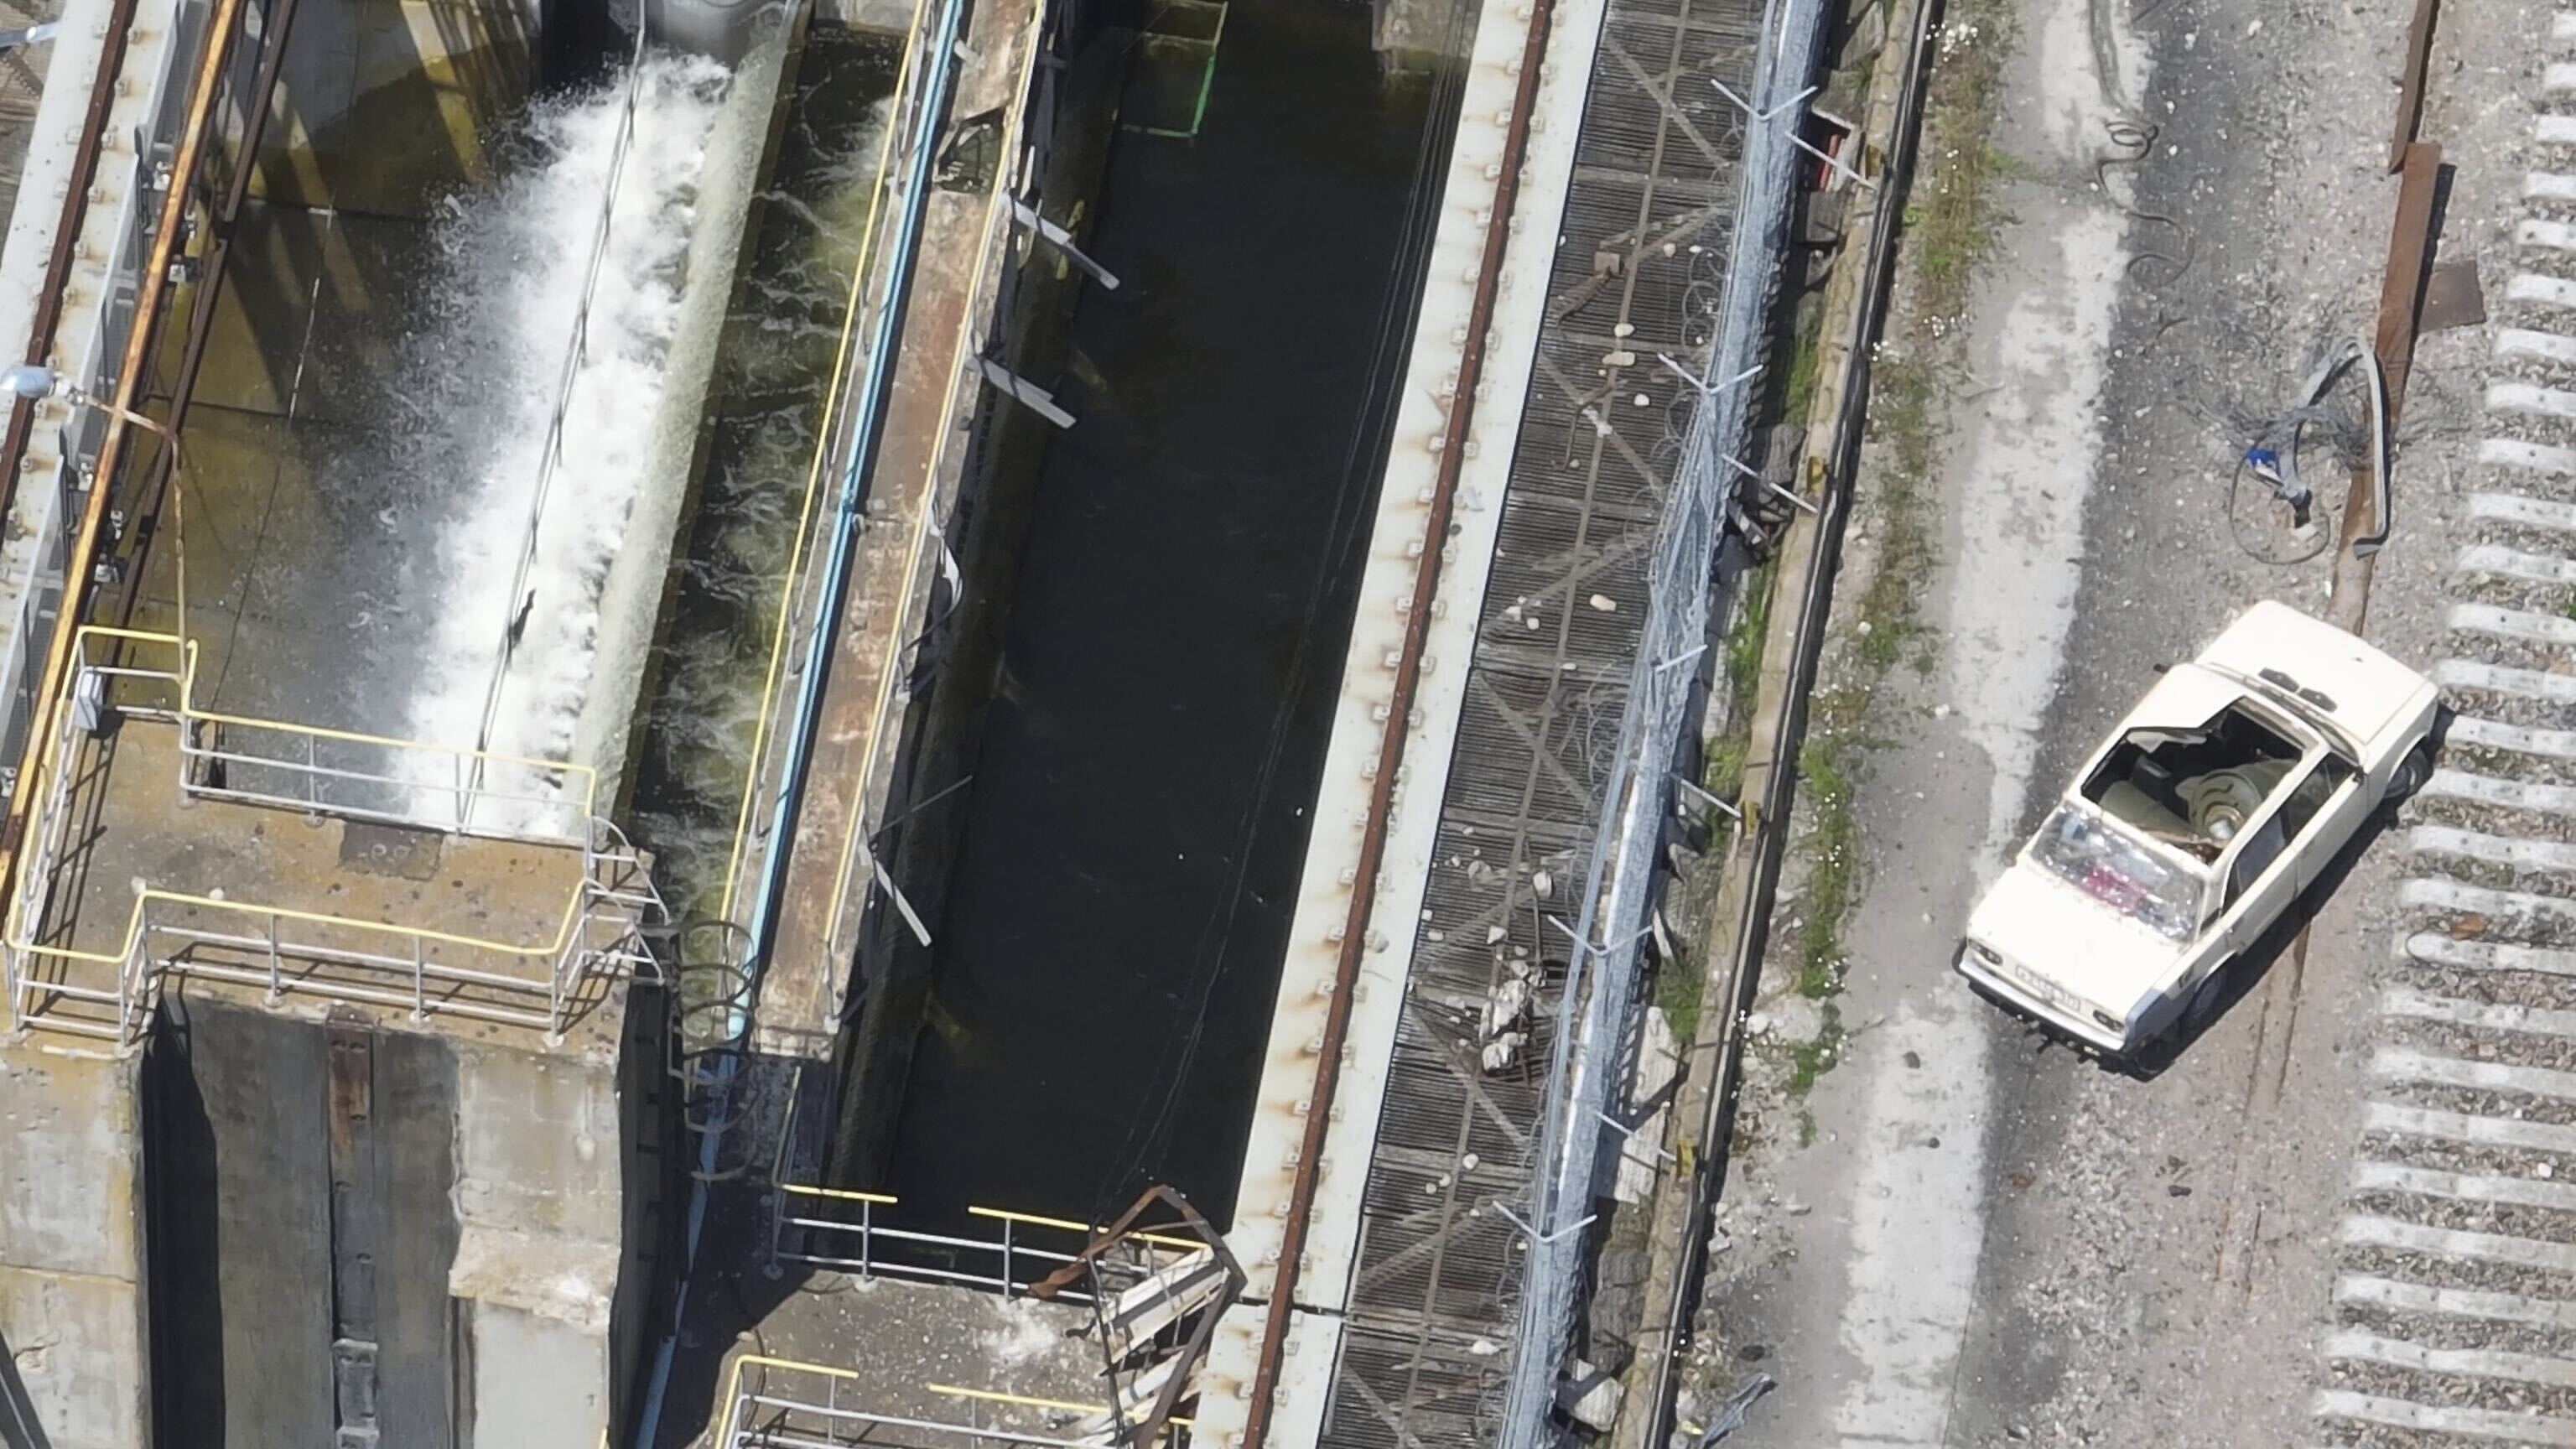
(880, 0, 1459, 1228)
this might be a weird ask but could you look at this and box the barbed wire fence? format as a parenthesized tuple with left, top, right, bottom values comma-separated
(1495, 0, 1828, 1441)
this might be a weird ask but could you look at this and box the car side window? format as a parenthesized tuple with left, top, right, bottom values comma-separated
(2223, 812, 2289, 911)
(2276, 754, 2358, 843)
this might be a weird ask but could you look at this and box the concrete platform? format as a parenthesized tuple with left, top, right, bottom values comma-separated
(12, 699, 630, 1044)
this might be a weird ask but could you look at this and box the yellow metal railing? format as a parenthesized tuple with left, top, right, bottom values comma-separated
(766, 1183, 1211, 1304)
(719, 1356, 1190, 1449)
(0, 626, 655, 1041)
(929, 1383, 1197, 1430)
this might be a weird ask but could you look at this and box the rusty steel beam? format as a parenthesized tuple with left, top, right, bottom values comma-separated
(0, 0, 150, 550)
(2388, 0, 2438, 174)
(0, 0, 250, 877)
(2330, 139, 2440, 630)
(1234, 7, 1561, 1446)
(1031, 1185, 1244, 1449)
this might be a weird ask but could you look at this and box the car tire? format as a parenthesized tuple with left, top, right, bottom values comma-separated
(2386, 740, 2435, 807)
(2184, 958, 2233, 1030)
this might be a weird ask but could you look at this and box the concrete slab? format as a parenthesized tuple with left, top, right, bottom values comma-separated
(14, 708, 626, 1046)
(0, 1043, 147, 1449)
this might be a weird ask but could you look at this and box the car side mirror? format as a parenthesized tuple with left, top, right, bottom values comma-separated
(2151, 662, 2170, 674)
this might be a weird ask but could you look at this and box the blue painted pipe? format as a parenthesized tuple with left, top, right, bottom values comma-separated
(631, 0, 970, 1435)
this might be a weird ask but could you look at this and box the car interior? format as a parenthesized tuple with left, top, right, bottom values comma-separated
(2080, 702, 2310, 864)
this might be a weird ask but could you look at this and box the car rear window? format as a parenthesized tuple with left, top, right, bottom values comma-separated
(2029, 803, 2200, 942)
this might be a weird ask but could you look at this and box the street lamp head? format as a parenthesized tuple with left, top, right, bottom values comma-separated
(0, 364, 63, 402)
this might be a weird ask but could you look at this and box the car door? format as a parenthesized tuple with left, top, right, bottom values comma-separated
(2213, 800, 2300, 958)
(2277, 750, 2366, 891)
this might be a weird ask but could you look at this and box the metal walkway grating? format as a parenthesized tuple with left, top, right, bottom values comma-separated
(1320, 0, 1768, 1441)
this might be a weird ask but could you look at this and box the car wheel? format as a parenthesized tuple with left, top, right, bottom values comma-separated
(2386, 741, 2435, 806)
(2184, 958, 2233, 1028)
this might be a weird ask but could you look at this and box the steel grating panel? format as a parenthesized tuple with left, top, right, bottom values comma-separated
(1319, 0, 1766, 1437)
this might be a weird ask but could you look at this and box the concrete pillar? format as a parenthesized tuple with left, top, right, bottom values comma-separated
(450, 1040, 636, 1449)
(0, 1043, 150, 1449)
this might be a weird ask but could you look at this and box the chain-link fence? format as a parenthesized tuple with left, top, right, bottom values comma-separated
(1496, 0, 1828, 1441)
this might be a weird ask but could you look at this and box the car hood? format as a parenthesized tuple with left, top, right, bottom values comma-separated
(1965, 860, 2186, 1019)
(2194, 599, 2435, 753)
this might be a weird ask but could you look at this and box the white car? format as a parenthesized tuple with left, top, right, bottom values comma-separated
(1956, 600, 2439, 1057)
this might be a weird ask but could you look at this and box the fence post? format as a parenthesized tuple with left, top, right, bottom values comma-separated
(860, 1197, 875, 1281)
(266, 911, 281, 1002)
(411, 935, 427, 1021)
(1001, 1218, 1015, 1299)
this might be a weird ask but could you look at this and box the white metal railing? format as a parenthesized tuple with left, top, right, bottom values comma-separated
(1, 628, 664, 1041)
(767, 1189, 1210, 1311)
(719, 1358, 1188, 1449)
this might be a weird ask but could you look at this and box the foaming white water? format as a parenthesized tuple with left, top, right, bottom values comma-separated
(397, 43, 776, 835)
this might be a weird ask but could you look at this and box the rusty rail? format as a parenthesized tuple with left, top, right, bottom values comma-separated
(1233, 6, 1561, 1446)
(0, 0, 249, 888)
(0, 0, 150, 558)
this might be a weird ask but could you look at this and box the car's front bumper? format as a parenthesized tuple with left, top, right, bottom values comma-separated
(1954, 943, 2132, 1054)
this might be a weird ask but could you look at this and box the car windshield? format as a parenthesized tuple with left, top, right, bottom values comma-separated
(2029, 802, 2203, 942)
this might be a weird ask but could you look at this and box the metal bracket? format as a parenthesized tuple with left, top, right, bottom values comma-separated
(971, 355, 1076, 429)
(1007, 195, 1120, 290)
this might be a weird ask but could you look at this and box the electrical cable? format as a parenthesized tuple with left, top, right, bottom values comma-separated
(2224, 337, 2386, 566)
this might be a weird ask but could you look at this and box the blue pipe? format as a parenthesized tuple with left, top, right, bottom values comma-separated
(632, 0, 970, 1436)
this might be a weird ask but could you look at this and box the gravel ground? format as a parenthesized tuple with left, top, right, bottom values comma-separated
(1671, 0, 2551, 1443)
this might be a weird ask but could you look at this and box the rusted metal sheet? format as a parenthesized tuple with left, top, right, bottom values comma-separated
(2331, 140, 2441, 626)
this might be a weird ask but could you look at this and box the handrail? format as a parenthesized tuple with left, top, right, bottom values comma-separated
(963, 1205, 1205, 1254)
(719, 1358, 1191, 1449)
(927, 1384, 1197, 1430)
(72, 624, 604, 819)
(3, 630, 657, 1038)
